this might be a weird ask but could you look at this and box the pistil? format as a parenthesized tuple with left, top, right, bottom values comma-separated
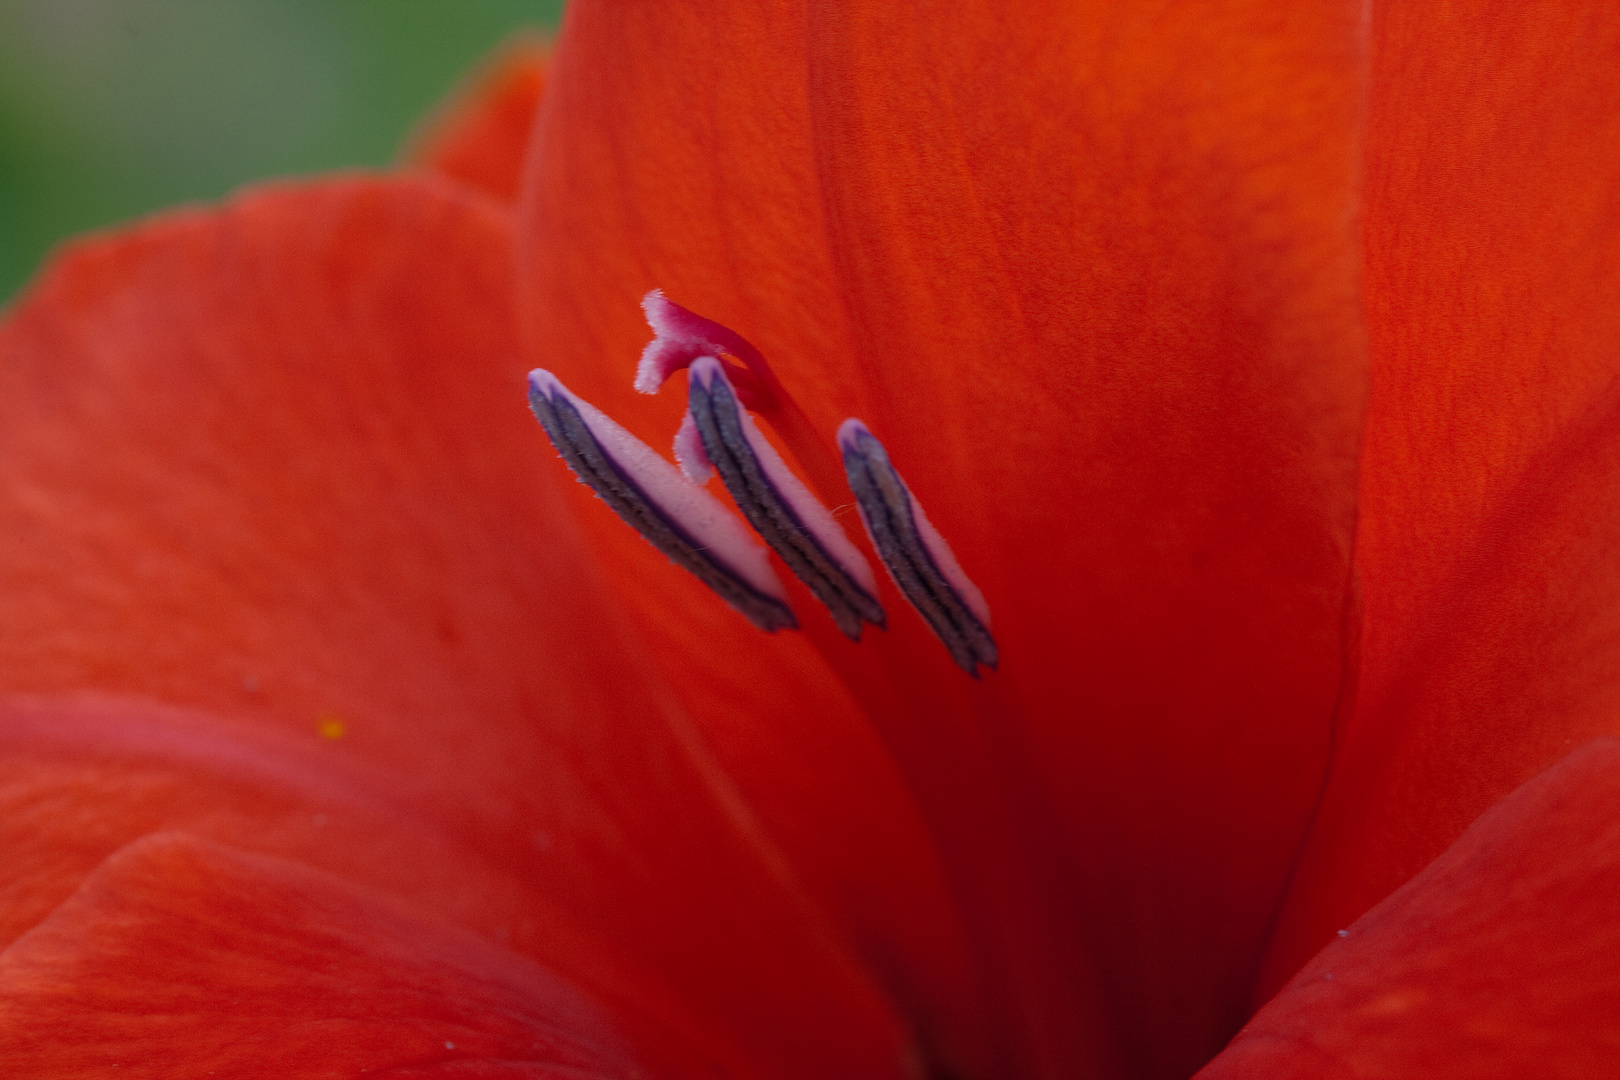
(637, 291, 847, 502)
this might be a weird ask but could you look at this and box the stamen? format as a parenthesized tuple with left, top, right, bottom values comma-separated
(688, 357, 885, 640)
(838, 420, 998, 675)
(527, 369, 796, 632)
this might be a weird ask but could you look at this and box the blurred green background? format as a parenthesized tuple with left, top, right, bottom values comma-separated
(0, 0, 565, 303)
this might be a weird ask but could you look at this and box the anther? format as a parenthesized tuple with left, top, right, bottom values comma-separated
(527, 369, 796, 632)
(688, 357, 885, 640)
(838, 420, 998, 675)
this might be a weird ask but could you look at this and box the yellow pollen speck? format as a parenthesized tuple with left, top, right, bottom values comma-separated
(317, 715, 346, 740)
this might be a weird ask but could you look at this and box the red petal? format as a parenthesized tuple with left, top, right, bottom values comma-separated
(1265, 0, 1620, 988)
(579, 548, 989, 1073)
(0, 179, 911, 1078)
(1202, 739, 1620, 1078)
(520, 2, 1366, 1074)
(0, 697, 570, 962)
(405, 37, 549, 202)
(0, 832, 646, 1079)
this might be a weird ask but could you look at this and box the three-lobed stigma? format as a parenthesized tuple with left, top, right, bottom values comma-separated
(527, 294, 997, 675)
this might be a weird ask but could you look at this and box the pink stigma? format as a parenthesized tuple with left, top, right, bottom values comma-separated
(635, 290, 782, 412)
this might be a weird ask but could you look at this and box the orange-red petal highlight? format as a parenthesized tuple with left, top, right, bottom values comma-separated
(1266, 0, 1620, 989)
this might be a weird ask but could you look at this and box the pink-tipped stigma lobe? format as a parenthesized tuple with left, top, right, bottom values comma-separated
(636, 291, 776, 410)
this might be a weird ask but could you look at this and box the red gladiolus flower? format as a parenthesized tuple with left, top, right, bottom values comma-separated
(1, 2, 1617, 1078)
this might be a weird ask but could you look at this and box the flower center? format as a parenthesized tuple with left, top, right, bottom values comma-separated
(528, 293, 997, 675)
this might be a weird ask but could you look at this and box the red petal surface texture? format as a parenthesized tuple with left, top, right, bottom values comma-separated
(0, 178, 912, 1079)
(1205, 739, 1620, 1079)
(0, 832, 638, 1080)
(1265, 0, 1620, 985)
(521, 3, 1366, 1076)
